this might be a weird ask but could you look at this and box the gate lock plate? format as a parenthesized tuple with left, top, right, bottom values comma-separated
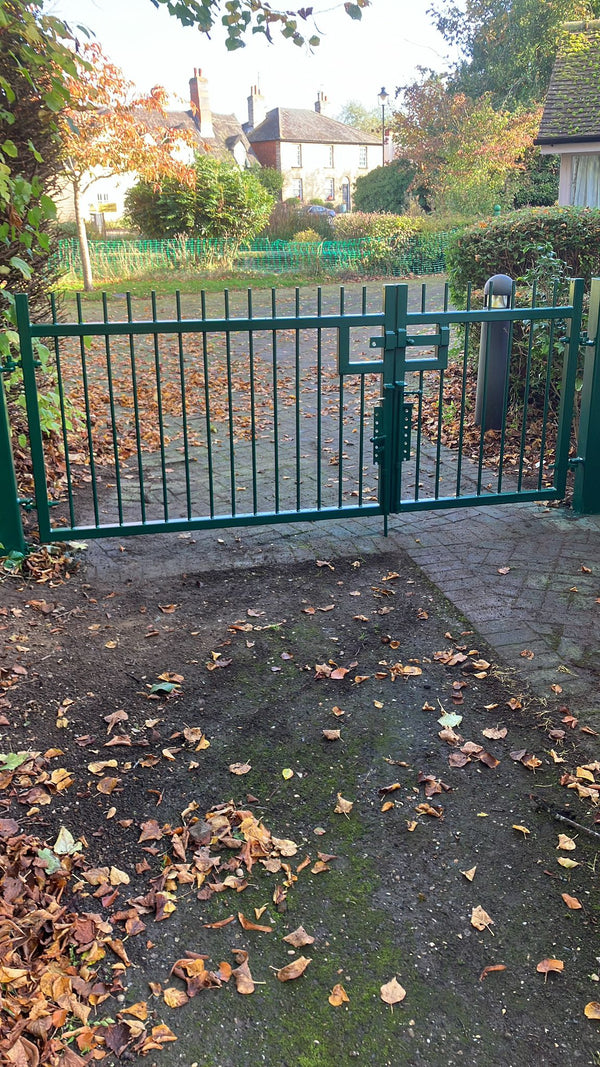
(401, 402, 413, 460)
(369, 325, 449, 371)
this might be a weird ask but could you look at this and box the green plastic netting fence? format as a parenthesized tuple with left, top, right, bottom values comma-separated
(52, 233, 451, 279)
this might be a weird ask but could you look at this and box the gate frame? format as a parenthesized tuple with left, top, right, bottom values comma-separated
(0, 277, 595, 554)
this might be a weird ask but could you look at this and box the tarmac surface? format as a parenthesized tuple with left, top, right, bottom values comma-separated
(86, 497, 600, 714)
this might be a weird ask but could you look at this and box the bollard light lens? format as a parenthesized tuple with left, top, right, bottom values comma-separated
(490, 294, 509, 308)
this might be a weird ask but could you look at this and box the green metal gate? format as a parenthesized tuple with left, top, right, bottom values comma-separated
(0, 279, 586, 551)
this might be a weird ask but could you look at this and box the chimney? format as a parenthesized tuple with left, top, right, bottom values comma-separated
(189, 68, 214, 138)
(314, 91, 328, 115)
(247, 85, 266, 131)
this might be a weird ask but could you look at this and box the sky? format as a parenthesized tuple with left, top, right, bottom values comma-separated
(49, 0, 457, 123)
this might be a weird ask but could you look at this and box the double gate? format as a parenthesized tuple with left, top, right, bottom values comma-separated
(1, 278, 596, 554)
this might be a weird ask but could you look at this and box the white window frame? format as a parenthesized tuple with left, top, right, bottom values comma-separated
(328, 144, 334, 167)
(294, 144, 302, 167)
(359, 146, 368, 168)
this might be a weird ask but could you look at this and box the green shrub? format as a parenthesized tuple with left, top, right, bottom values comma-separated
(293, 228, 322, 242)
(447, 206, 600, 303)
(332, 212, 421, 240)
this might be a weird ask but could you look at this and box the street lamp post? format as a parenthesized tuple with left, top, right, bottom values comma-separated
(378, 86, 389, 166)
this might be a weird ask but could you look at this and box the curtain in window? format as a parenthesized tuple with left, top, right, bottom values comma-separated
(571, 154, 600, 207)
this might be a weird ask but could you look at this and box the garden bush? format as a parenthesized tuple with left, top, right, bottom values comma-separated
(331, 212, 422, 240)
(447, 206, 600, 302)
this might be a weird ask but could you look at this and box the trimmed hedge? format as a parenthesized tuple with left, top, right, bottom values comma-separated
(331, 212, 421, 240)
(447, 206, 600, 302)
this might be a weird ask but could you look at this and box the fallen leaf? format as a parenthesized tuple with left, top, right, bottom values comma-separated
(231, 951, 255, 994)
(163, 987, 188, 1008)
(537, 958, 564, 976)
(323, 729, 341, 741)
(557, 834, 577, 851)
(512, 825, 531, 837)
(471, 906, 494, 933)
(332, 706, 345, 717)
(238, 912, 272, 933)
(461, 866, 477, 881)
(282, 768, 294, 780)
(283, 926, 315, 948)
(557, 857, 579, 869)
(380, 977, 406, 1005)
(276, 956, 311, 981)
(479, 964, 507, 981)
(584, 1002, 600, 1019)
(561, 893, 582, 910)
(497, 566, 510, 574)
(229, 762, 251, 776)
(334, 793, 353, 815)
(329, 983, 350, 1006)
(482, 726, 507, 740)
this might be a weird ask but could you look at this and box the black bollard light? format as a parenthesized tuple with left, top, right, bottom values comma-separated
(475, 273, 513, 432)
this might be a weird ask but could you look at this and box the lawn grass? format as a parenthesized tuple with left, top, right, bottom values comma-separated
(56, 267, 354, 301)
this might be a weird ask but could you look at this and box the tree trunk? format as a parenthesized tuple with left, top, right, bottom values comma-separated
(73, 180, 94, 292)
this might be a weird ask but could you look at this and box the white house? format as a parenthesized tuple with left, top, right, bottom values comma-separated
(536, 22, 600, 207)
(246, 90, 381, 211)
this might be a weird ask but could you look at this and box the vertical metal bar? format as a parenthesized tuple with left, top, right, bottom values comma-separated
(295, 287, 301, 511)
(175, 291, 192, 519)
(200, 291, 215, 518)
(224, 289, 236, 516)
(76, 293, 100, 527)
(50, 292, 75, 529)
(574, 277, 600, 513)
(434, 363, 444, 499)
(516, 285, 536, 493)
(554, 278, 584, 497)
(316, 286, 322, 509)
(271, 288, 280, 513)
(14, 294, 51, 543)
(150, 291, 169, 521)
(358, 286, 367, 505)
(476, 299, 492, 496)
(247, 289, 258, 514)
(102, 293, 124, 525)
(0, 362, 26, 554)
(126, 292, 147, 524)
(455, 283, 471, 496)
(496, 284, 517, 493)
(413, 370, 423, 501)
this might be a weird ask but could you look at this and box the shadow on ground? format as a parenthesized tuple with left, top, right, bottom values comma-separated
(1, 548, 599, 1066)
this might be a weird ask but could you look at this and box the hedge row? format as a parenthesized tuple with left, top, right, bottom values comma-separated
(447, 206, 600, 301)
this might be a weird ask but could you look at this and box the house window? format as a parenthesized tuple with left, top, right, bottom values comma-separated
(294, 144, 302, 167)
(97, 193, 109, 202)
(326, 178, 335, 200)
(359, 146, 368, 168)
(571, 154, 600, 207)
(293, 178, 303, 201)
(328, 145, 334, 167)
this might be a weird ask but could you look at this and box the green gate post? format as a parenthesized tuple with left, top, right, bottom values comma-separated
(573, 277, 600, 514)
(0, 368, 26, 555)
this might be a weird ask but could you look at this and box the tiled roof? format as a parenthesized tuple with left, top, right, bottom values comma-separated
(136, 108, 257, 162)
(537, 29, 600, 144)
(248, 108, 380, 145)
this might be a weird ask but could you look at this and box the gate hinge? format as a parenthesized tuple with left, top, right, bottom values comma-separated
(1, 358, 20, 375)
(567, 456, 584, 468)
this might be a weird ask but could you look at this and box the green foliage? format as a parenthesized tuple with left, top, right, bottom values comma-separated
(512, 151, 560, 208)
(151, 0, 369, 49)
(332, 212, 421, 240)
(429, 0, 599, 109)
(353, 161, 415, 213)
(260, 202, 332, 240)
(446, 206, 600, 303)
(249, 165, 284, 200)
(292, 229, 322, 242)
(336, 100, 380, 133)
(125, 158, 273, 246)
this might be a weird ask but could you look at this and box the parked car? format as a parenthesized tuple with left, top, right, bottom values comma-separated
(305, 204, 336, 219)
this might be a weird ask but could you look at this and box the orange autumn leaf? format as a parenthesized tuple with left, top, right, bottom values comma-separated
(163, 987, 188, 1008)
(232, 951, 255, 994)
(537, 958, 564, 976)
(283, 926, 315, 948)
(479, 964, 507, 981)
(329, 983, 350, 1006)
(237, 912, 272, 933)
(584, 1002, 600, 1019)
(276, 956, 312, 981)
(561, 893, 582, 910)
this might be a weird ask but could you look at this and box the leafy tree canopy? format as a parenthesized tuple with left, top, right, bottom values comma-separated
(151, 0, 370, 49)
(428, 0, 600, 108)
(353, 160, 415, 213)
(337, 100, 380, 134)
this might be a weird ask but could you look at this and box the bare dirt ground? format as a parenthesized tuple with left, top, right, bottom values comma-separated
(1, 544, 599, 1067)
